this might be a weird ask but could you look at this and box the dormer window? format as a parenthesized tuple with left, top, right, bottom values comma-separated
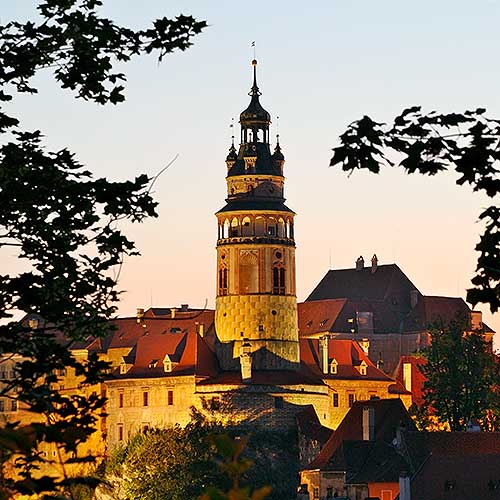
(359, 360, 367, 376)
(163, 354, 173, 373)
(330, 359, 338, 375)
(148, 359, 159, 369)
(119, 363, 129, 375)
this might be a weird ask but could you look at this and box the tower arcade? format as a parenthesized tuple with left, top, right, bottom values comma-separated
(215, 60, 300, 371)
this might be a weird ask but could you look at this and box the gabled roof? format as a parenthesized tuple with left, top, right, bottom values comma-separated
(300, 338, 392, 381)
(110, 328, 219, 379)
(306, 264, 420, 307)
(306, 399, 416, 471)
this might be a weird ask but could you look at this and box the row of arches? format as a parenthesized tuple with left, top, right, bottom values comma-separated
(241, 126, 269, 144)
(218, 215, 294, 239)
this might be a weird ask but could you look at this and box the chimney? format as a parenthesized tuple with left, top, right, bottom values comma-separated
(359, 338, 370, 356)
(170, 308, 176, 319)
(470, 310, 482, 331)
(180, 303, 189, 312)
(410, 290, 419, 309)
(371, 254, 378, 273)
(355, 256, 364, 271)
(362, 406, 375, 441)
(319, 337, 329, 374)
(196, 322, 205, 337)
(240, 341, 252, 383)
(136, 308, 145, 323)
(403, 362, 412, 392)
(399, 472, 411, 500)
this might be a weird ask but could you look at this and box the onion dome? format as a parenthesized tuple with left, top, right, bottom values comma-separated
(239, 60, 271, 125)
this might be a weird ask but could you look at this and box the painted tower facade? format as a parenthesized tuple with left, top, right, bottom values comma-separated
(215, 60, 300, 371)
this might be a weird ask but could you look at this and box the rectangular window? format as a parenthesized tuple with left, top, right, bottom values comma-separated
(313, 487, 319, 499)
(119, 392, 124, 408)
(167, 390, 174, 406)
(274, 396, 284, 409)
(0, 371, 6, 379)
(0, 400, 4, 412)
(10, 400, 17, 412)
(143, 391, 149, 407)
(333, 393, 339, 408)
(348, 393, 355, 407)
(118, 425, 123, 442)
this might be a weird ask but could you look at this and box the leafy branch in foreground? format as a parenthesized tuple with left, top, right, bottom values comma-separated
(0, 0, 206, 497)
(331, 107, 500, 312)
(200, 434, 271, 500)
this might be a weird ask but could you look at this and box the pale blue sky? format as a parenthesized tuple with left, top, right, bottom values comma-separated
(3, 1, 500, 336)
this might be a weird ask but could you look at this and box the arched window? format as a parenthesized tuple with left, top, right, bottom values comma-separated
(223, 219, 230, 238)
(286, 220, 291, 238)
(240, 253, 259, 294)
(218, 267, 228, 295)
(241, 216, 252, 236)
(278, 218, 285, 237)
(273, 266, 286, 295)
(267, 217, 277, 237)
(255, 216, 265, 236)
(230, 217, 239, 237)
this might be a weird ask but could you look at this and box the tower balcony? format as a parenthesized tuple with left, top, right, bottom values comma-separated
(217, 236, 295, 246)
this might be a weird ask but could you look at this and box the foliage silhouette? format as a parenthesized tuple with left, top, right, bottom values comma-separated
(420, 317, 500, 431)
(0, 0, 206, 497)
(331, 107, 500, 313)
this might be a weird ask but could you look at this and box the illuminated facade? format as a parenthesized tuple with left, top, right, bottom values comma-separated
(214, 59, 299, 372)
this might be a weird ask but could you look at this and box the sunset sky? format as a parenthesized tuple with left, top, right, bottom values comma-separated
(4, 1, 500, 338)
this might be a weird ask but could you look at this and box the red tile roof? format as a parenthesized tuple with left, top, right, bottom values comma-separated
(306, 399, 416, 470)
(407, 432, 500, 500)
(298, 299, 347, 336)
(107, 308, 215, 349)
(300, 338, 393, 381)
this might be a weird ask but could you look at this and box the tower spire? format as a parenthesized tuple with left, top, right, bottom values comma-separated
(250, 58, 261, 96)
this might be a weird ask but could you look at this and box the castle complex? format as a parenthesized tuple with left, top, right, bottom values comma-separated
(7, 62, 493, 473)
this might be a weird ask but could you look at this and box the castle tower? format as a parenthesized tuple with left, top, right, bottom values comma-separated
(215, 60, 299, 371)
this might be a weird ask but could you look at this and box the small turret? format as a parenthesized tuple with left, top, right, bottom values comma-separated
(225, 143, 237, 170)
(272, 135, 285, 174)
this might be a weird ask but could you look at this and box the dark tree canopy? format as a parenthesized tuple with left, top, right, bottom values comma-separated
(421, 318, 500, 431)
(0, 1, 206, 497)
(331, 107, 500, 313)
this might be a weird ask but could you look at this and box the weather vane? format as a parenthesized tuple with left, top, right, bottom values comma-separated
(230, 117, 235, 146)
